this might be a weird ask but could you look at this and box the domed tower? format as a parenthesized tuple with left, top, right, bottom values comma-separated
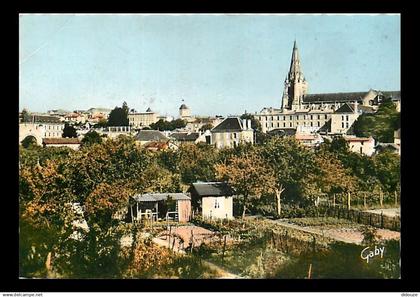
(179, 103, 191, 119)
(282, 41, 308, 110)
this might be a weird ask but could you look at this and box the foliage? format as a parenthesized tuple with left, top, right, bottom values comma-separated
(21, 135, 39, 149)
(62, 123, 78, 138)
(107, 102, 129, 127)
(81, 130, 102, 147)
(150, 119, 187, 131)
(353, 97, 400, 143)
(215, 148, 276, 217)
(199, 123, 213, 132)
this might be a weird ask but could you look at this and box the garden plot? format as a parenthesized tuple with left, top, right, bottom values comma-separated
(276, 217, 400, 245)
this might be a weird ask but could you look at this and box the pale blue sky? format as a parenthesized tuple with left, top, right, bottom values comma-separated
(19, 14, 400, 117)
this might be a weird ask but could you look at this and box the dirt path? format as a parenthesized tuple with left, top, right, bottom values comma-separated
(200, 260, 243, 279)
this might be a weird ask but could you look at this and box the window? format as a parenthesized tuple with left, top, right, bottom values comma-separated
(346, 115, 349, 121)
(342, 115, 345, 121)
(342, 122, 344, 128)
(277, 123, 280, 127)
(310, 115, 313, 120)
(346, 122, 349, 128)
(290, 116, 293, 120)
(290, 122, 292, 127)
(283, 122, 286, 127)
(318, 122, 320, 127)
(310, 122, 313, 127)
(318, 115, 321, 120)
(297, 115, 299, 120)
(325, 115, 328, 119)
(214, 199, 220, 209)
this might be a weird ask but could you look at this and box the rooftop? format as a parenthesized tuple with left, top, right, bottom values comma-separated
(190, 182, 233, 197)
(134, 130, 169, 142)
(132, 193, 191, 202)
(211, 117, 244, 132)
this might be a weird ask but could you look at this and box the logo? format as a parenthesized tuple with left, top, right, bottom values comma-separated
(360, 245, 385, 263)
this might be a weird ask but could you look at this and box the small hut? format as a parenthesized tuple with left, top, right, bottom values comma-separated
(128, 193, 191, 223)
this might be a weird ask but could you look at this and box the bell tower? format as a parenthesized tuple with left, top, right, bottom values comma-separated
(282, 41, 308, 110)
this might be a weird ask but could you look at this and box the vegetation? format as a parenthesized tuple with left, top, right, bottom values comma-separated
(19, 131, 400, 278)
(107, 101, 129, 127)
(353, 97, 400, 143)
(62, 123, 78, 138)
(150, 119, 187, 131)
(81, 130, 102, 147)
(21, 135, 39, 149)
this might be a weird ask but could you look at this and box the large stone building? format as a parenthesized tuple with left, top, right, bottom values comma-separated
(255, 41, 400, 135)
(19, 115, 65, 145)
(128, 108, 159, 128)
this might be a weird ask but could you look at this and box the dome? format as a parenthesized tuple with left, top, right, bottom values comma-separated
(179, 104, 188, 110)
(146, 107, 152, 112)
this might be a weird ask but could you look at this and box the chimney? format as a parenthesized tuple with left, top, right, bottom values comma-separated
(242, 119, 247, 130)
(247, 119, 252, 130)
(354, 101, 358, 114)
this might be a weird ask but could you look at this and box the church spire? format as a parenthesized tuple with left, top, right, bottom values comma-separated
(288, 40, 304, 82)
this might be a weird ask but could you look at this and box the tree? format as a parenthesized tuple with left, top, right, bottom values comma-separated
(81, 130, 102, 147)
(240, 113, 268, 144)
(94, 118, 108, 128)
(199, 123, 213, 132)
(260, 136, 318, 215)
(21, 135, 38, 149)
(215, 149, 275, 218)
(107, 102, 129, 126)
(150, 119, 187, 131)
(353, 97, 400, 143)
(21, 109, 32, 122)
(62, 123, 77, 138)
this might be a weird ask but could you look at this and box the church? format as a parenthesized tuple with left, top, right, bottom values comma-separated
(254, 41, 400, 135)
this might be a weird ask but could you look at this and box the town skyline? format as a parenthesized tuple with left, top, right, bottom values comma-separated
(20, 14, 400, 117)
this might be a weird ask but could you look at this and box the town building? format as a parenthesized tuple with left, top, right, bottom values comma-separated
(189, 182, 234, 220)
(128, 108, 159, 129)
(343, 135, 375, 156)
(179, 104, 191, 121)
(19, 115, 65, 145)
(254, 41, 400, 135)
(210, 117, 254, 149)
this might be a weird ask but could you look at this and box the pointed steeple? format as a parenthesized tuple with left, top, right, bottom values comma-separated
(282, 40, 308, 111)
(288, 40, 304, 82)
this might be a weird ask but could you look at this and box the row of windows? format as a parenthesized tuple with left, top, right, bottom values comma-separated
(341, 122, 350, 128)
(259, 114, 328, 121)
(265, 121, 325, 128)
(45, 132, 61, 137)
(341, 115, 349, 121)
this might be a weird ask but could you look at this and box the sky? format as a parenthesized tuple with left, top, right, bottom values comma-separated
(19, 14, 400, 117)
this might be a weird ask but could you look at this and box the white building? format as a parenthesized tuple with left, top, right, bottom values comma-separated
(343, 135, 375, 156)
(19, 115, 65, 145)
(128, 108, 159, 128)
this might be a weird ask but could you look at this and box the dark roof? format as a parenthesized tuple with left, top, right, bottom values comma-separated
(211, 117, 243, 132)
(170, 132, 200, 141)
(43, 138, 80, 144)
(146, 107, 152, 112)
(303, 92, 367, 103)
(135, 130, 169, 142)
(190, 182, 233, 197)
(133, 193, 190, 202)
(31, 115, 62, 124)
(334, 103, 355, 114)
(179, 104, 188, 110)
(268, 128, 296, 136)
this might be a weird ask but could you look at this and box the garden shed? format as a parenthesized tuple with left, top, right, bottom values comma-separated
(189, 182, 234, 220)
(129, 193, 191, 223)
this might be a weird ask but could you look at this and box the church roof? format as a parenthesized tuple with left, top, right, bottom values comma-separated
(146, 107, 152, 112)
(303, 92, 367, 103)
(211, 117, 243, 132)
(179, 104, 189, 110)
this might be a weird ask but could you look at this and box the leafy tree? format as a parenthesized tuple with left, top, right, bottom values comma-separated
(373, 151, 400, 193)
(81, 130, 102, 147)
(93, 118, 108, 128)
(21, 109, 32, 122)
(215, 148, 275, 218)
(177, 143, 219, 186)
(21, 135, 39, 149)
(353, 97, 400, 143)
(260, 136, 318, 215)
(62, 123, 78, 138)
(199, 123, 213, 132)
(150, 119, 187, 131)
(107, 102, 129, 126)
